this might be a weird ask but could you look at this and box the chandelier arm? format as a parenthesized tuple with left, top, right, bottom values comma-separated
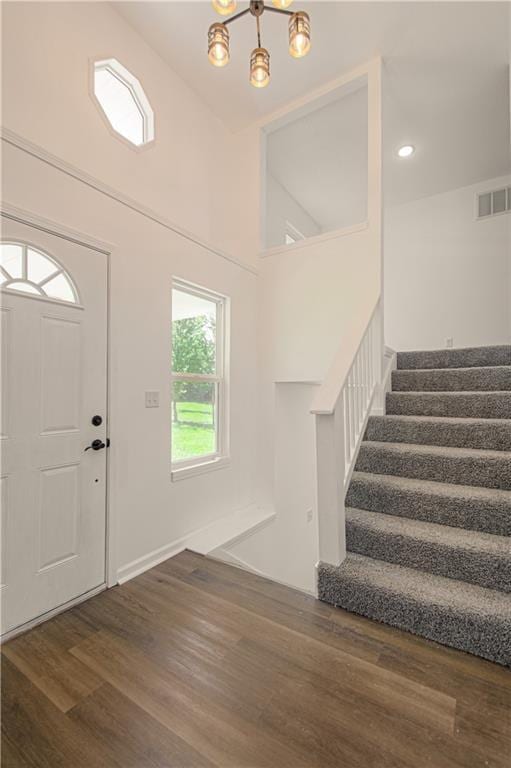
(263, 5, 295, 16)
(223, 7, 251, 26)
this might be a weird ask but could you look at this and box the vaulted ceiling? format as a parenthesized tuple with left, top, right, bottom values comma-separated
(115, 2, 510, 204)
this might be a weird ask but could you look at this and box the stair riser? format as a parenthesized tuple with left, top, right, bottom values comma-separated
(386, 392, 511, 419)
(392, 367, 511, 392)
(355, 446, 511, 490)
(366, 417, 511, 451)
(397, 346, 511, 370)
(317, 566, 510, 666)
(346, 476, 511, 536)
(346, 521, 511, 593)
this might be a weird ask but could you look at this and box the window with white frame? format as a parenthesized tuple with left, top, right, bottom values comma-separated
(93, 58, 154, 147)
(0, 242, 79, 304)
(171, 281, 228, 474)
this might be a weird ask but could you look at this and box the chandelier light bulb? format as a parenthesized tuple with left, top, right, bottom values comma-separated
(208, 23, 230, 67)
(398, 144, 415, 158)
(288, 11, 311, 58)
(250, 47, 270, 88)
(207, 2, 311, 88)
(211, 0, 236, 16)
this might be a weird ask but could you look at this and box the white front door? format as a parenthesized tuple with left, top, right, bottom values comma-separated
(1, 215, 108, 635)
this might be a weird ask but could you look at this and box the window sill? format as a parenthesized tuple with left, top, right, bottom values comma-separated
(171, 456, 231, 483)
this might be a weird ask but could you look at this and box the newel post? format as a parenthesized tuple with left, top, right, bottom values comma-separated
(314, 406, 346, 566)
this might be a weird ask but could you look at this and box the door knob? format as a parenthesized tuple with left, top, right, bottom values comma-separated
(84, 439, 106, 452)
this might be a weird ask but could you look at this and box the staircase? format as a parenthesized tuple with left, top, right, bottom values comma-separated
(318, 345, 511, 666)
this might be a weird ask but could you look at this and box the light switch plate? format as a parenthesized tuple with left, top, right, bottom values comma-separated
(145, 391, 160, 408)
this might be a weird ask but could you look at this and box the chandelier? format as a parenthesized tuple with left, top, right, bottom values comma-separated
(208, 0, 311, 88)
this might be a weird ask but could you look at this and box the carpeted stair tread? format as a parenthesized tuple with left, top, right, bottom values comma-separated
(386, 391, 511, 419)
(397, 345, 511, 370)
(392, 365, 511, 392)
(321, 344, 511, 663)
(346, 507, 511, 592)
(355, 440, 511, 490)
(365, 414, 511, 451)
(318, 554, 511, 666)
(347, 471, 511, 535)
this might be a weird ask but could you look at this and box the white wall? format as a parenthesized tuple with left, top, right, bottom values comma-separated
(384, 175, 511, 351)
(260, 224, 381, 384)
(1, 2, 261, 581)
(216, 60, 383, 587)
(2, 142, 260, 581)
(1, 1, 250, 265)
(213, 383, 319, 593)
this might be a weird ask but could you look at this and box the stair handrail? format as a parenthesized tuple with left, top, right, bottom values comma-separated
(311, 298, 383, 567)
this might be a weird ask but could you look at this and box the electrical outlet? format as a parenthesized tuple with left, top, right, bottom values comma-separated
(145, 391, 160, 408)
(446, 337, 453, 349)
(306, 508, 313, 523)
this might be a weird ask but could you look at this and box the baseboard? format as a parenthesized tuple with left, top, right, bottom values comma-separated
(116, 503, 275, 585)
(117, 539, 188, 584)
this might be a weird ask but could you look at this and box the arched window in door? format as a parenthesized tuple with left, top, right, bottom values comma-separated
(0, 242, 79, 304)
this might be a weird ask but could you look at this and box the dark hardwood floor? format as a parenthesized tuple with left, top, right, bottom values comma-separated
(2, 550, 510, 767)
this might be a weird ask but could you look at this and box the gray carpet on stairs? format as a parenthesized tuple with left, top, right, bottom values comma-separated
(365, 415, 511, 451)
(386, 391, 511, 419)
(356, 441, 511, 490)
(346, 507, 511, 592)
(318, 555, 511, 666)
(318, 344, 511, 666)
(397, 345, 511, 370)
(392, 365, 511, 392)
(347, 472, 511, 536)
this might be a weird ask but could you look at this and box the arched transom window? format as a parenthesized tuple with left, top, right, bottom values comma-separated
(0, 242, 79, 304)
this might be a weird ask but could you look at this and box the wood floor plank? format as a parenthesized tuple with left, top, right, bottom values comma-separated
(67, 682, 217, 768)
(2, 637, 103, 713)
(139, 564, 383, 664)
(2, 550, 510, 768)
(70, 629, 314, 768)
(134, 565, 458, 734)
(1, 658, 123, 768)
(226, 634, 456, 738)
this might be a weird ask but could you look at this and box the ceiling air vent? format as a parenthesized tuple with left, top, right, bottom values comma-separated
(477, 187, 511, 219)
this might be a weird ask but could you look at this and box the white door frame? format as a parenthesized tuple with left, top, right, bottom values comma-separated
(0, 203, 118, 621)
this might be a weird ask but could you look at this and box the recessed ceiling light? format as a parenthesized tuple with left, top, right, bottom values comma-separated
(398, 145, 415, 158)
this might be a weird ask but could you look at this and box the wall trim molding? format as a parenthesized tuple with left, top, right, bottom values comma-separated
(260, 221, 369, 259)
(0, 202, 114, 255)
(1, 127, 259, 277)
(116, 504, 275, 585)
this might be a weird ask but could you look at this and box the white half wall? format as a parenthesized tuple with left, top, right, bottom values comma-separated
(384, 175, 511, 351)
(214, 383, 319, 594)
